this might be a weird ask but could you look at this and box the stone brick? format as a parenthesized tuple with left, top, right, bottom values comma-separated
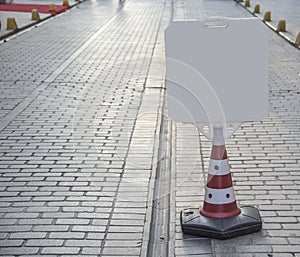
(0, 247, 39, 255)
(9, 232, 47, 239)
(26, 239, 64, 247)
(49, 232, 85, 239)
(41, 247, 80, 255)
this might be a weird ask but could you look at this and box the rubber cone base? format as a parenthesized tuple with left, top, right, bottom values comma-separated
(181, 206, 262, 239)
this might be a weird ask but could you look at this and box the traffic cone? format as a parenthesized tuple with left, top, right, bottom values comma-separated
(180, 126, 262, 239)
(200, 127, 241, 218)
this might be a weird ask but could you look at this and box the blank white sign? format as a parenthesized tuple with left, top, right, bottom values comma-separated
(165, 18, 268, 128)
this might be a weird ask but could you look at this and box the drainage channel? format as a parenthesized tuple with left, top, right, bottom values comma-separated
(147, 116, 172, 257)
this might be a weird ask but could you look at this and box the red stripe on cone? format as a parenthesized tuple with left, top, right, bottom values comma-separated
(207, 173, 233, 189)
(211, 145, 227, 160)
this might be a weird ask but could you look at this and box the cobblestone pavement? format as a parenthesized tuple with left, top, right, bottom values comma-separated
(0, 0, 300, 256)
(169, 1, 300, 257)
(0, 0, 168, 256)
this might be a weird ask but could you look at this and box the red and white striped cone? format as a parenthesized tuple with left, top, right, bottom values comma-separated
(200, 127, 241, 218)
(180, 126, 262, 239)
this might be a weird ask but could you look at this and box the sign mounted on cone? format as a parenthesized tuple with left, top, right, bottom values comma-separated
(165, 17, 268, 139)
(165, 18, 268, 239)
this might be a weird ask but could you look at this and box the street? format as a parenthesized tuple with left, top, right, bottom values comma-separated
(0, 0, 299, 256)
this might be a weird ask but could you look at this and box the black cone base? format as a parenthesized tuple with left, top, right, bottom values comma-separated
(180, 206, 262, 239)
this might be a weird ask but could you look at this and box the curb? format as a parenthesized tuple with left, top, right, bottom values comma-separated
(0, 0, 86, 41)
(235, 0, 300, 50)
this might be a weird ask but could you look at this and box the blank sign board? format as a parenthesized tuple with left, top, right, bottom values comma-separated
(165, 18, 268, 131)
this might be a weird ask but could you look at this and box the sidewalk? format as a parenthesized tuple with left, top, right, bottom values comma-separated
(169, 1, 300, 257)
(0, 0, 300, 256)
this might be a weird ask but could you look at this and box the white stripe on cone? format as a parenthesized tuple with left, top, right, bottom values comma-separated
(204, 187, 236, 204)
(208, 159, 230, 176)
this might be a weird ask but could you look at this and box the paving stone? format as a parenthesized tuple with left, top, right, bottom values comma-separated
(104, 240, 142, 247)
(72, 225, 106, 233)
(0, 225, 32, 233)
(86, 233, 105, 240)
(0, 239, 24, 247)
(49, 232, 85, 239)
(26, 239, 64, 247)
(81, 247, 101, 255)
(65, 240, 101, 247)
(9, 232, 47, 239)
(102, 247, 141, 256)
(56, 218, 90, 225)
(41, 247, 80, 255)
(0, 247, 39, 255)
(106, 233, 143, 241)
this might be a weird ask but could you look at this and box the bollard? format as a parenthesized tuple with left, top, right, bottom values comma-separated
(245, 0, 250, 7)
(62, 0, 69, 6)
(6, 17, 18, 30)
(295, 32, 300, 47)
(263, 11, 271, 22)
(181, 126, 262, 239)
(253, 4, 260, 14)
(49, 3, 57, 12)
(277, 19, 286, 32)
(31, 9, 40, 21)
